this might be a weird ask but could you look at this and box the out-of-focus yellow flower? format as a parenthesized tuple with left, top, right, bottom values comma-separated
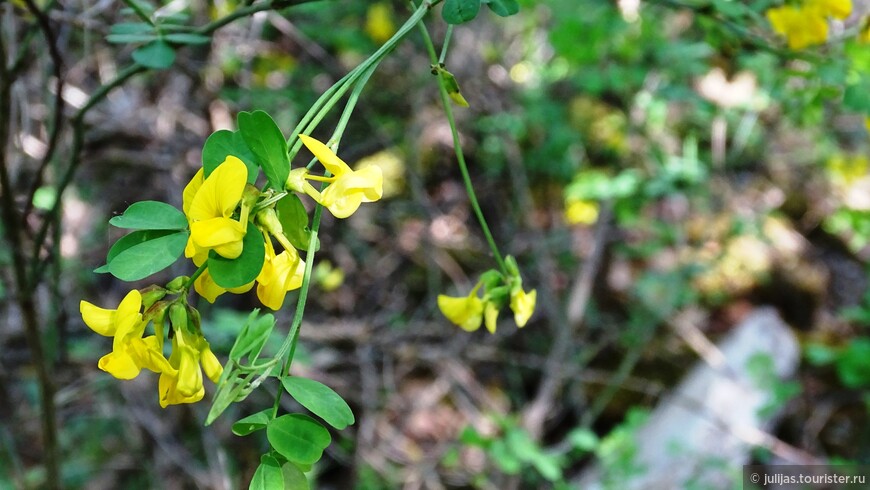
(80, 290, 173, 380)
(565, 199, 600, 225)
(767, 5, 828, 49)
(438, 287, 485, 332)
(185, 157, 248, 259)
(256, 234, 305, 310)
(510, 287, 537, 328)
(806, 0, 852, 19)
(295, 135, 383, 219)
(314, 260, 345, 292)
(365, 2, 396, 44)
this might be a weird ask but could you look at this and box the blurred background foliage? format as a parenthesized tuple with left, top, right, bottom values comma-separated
(2, 0, 870, 488)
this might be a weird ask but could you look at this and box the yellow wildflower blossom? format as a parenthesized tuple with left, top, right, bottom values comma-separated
(806, 0, 851, 19)
(295, 135, 383, 219)
(256, 233, 305, 310)
(767, 5, 828, 49)
(510, 287, 537, 328)
(565, 199, 600, 225)
(158, 327, 222, 408)
(185, 156, 248, 259)
(365, 2, 396, 44)
(80, 290, 173, 380)
(438, 286, 485, 332)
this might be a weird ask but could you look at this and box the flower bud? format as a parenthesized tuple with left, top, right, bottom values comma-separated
(139, 285, 168, 310)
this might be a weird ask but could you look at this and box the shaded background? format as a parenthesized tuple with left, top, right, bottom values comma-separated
(2, 0, 870, 488)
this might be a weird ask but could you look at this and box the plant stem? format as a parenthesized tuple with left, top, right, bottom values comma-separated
(415, 14, 508, 275)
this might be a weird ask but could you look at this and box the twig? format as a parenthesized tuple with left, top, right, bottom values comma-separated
(0, 31, 60, 490)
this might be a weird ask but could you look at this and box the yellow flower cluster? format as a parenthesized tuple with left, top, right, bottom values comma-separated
(80, 290, 222, 407)
(767, 0, 852, 49)
(81, 134, 385, 406)
(183, 135, 382, 309)
(437, 258, 537, 334)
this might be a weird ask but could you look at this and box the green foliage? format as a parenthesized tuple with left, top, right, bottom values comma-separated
(202, 130, 260, 183)
(108, 201, 188, 230)
(232, 409, 272, 437)
(237, 110, 292, 190)
(746, 353, 802, 418)
(95, 229, 188, 281)
(266, 414, 332, 466)
(276, 194, 315, 251)
(282, 377, 355, 430)
(807, 339, 870, 389)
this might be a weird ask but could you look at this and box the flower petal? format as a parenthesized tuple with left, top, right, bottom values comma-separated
(188, 156, 247, 222)
(80, 301, 115, 336)
(190, 218, 246, 259)
(299, 134, 351, 176)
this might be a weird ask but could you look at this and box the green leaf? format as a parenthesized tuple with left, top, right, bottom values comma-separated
(442, 0, 481, 24)
(281, 462, 310, 489)
(109, 201, 188, 230)
(97, 230, 188, 281)
(843, 79, 870, 112)
(202, 130, 259, 183)
(163, 33, 212, 45)
(485, 0, 519, 17)
(233, 409, 273, 436)
(266, 414, 331, 466)
(249, 455, 284, 490)
(132, 40, 176, 69)
(208, 221, 265, 288)
(282, 377, 355, 430)
(237, 111, 291, 190)
(229, 310, 276, 362)
(276, 194, 315, 250)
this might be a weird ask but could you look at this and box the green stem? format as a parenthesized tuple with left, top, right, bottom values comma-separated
(286, 1, 430, 158)
(183, 263, 208, 292)
(415, 14, 508, 275)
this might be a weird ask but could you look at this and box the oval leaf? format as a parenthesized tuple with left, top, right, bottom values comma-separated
(208, 221, 265, 288)
(249, 455, 284, 490)
(100, 230, 188, 281)
(486, 0, 519, 17)
(233, 409, 272, 436)
(202, 130, 259, 183)
(282, 377, 355, 430)
(132, 40, 175, 69)
(237, 110, 291, 190)
(442, 0, 481, 24)
(109, 201, 188, 230)
(266, 414, 331, 466)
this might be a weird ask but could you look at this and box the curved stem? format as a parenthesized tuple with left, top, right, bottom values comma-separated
(415, 15, 508, 275)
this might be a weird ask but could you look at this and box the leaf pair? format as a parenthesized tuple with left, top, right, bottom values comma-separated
(96, 201, 188, 281)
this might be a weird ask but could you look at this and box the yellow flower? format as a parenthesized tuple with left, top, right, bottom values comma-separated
(185, 157, 248, 259)
(158, 328, 222, 408)
(80, 290, 173, 380)
(438, 286, 485, 332)
(565, 199, 599, 225)
(365, 2, 396, 44)
(510, 287, 537, 328)
(767, 6, 828, 49)
(297, 134, 383, 219)
(806, 0, 851, 19)
(256, 234, 305, 310)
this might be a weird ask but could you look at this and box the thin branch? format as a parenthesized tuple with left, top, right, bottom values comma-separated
(21, 0, 66, 221)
